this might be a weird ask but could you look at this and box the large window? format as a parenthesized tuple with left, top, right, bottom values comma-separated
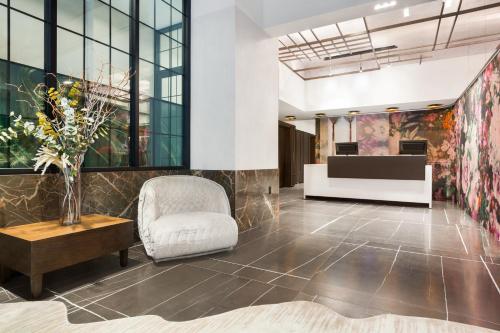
(0, 0, 189, 171)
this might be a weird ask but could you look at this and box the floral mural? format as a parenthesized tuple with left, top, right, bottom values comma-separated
(454, 52, 500, 240)
(355, 108, 456, 201)
(356, 114, 390, 156)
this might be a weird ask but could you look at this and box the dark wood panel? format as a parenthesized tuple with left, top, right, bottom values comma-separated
(279, 122, 315, 187)
(327, 156, 427, 180)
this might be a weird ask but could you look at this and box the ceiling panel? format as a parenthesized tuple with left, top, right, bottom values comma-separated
(279, 0, 500, 81)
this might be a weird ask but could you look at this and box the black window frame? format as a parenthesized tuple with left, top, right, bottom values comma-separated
(0, 0, 191, 175)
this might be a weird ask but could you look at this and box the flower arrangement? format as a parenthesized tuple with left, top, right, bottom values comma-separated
(1, 70, 131, 225)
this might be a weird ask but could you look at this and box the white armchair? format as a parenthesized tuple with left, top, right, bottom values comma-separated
(138, 176, 238, 262)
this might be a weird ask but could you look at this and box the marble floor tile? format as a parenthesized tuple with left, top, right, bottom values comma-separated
(2, 184, 498, 331)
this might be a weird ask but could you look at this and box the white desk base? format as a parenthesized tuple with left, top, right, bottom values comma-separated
(304, 164, 433, 208)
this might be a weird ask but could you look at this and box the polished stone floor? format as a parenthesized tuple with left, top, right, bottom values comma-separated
(1, 185, 499, 330)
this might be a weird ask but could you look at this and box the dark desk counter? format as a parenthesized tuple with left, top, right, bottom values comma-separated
(327, 155, 427, 181)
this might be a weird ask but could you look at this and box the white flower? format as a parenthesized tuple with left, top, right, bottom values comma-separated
(60, 98, 69, 107)
(7, 127, 17, 138)
(24, 122, 35, 132)
(9, 111, 14, 116)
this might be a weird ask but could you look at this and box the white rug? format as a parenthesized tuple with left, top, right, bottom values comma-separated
(0, 301, 495, 333)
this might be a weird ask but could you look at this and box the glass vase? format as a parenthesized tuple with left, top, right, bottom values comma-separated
(60, 166, 82, 226)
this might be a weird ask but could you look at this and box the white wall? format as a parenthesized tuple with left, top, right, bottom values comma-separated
(283, 120, 316, 135)
(191, 0, 279, 170)
(334, 117, 356, 143)
(191, 0, 236, 170)
(235, 6, 278, 170)
(305, 53, 490, 113)
(279, 63, 305, 111)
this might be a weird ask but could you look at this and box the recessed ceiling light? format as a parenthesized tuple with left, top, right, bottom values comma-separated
(374, 1, 397, 11)
(315, 113, 326, 118)
(386, 107, 399, 113)
(348, 111, 360, 115)
(403, 7, 410, 17)
(284, 115, 296, 121)
(443, 0, 452, 9)
(427, 104, 443, 110)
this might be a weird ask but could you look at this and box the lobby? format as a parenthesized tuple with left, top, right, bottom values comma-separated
(0, 0, 499, 332)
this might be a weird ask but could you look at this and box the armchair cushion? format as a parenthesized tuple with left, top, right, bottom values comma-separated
(148, 212, 238, 261)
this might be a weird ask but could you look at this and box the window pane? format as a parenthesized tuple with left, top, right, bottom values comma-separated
(85, 39, 110, 82)
(111, 0, 129, 15)
(58, 28, 84, 77)
(139, 23, 154, 62)
(172, 0, 183, 12)
(58, 0, 84, 34)
(111, 9, 129, 52)
(0, 7, 6, 60)
(5, 63, 44, 168)
(85, 102, 129, 167)
(139, 0, 154, 26)
(10, 0, 44, 19)
(10, 12, 44, 69)
(156, 0, 171, 30)
(139, 60, 154, 97)
(171, 8, 183, 43)
(85, 0, 110, 45)
(111, 48, 130, 89)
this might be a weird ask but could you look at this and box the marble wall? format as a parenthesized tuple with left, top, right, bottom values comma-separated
(235, 169, 279, 230)
(0, 169, 279, 232)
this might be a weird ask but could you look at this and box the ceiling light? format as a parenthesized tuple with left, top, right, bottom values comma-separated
(359, 63, 363, 73)
(386, 107, 399, 113)
(443, 0, 452, 9)
(403, 7, 410, 17)
(315, 113, 326, 118)
(374, 1, 397, 11)
(348, 111, 360, 115)
(284, 115, 296, 121)
(427, 104, 443, 110)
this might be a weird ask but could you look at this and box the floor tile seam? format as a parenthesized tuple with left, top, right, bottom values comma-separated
(140, 272, 220, 315)
(234, 228, 284, 250)
(197, 306, 216, 319)
(373, 245, 402, 296)
(164, 275, 243, 319)
(68, 290, 119, 309)
(49, 261, 154, 300)
(232, 236, 304, 274)
(443, 209, 450, 224)
(92, 303, 131, 318)
(222, 280, 252, 299)
(310, 215, 347, 234)
(248, 285, 275, 306)
(455, 224, 470, 255)
(340, 240, 492, 264)
(322, 241, 369, 272)
(267, 246, 336, 284)
(47, 289, 108, 321)
(78, 264, 182, 311)
(440, 256, 449, 321)
(479, 255, 500, 295)
(389, 221, 403, 239)
(352, 218, 380, 232)
(208, 258, 310, 280)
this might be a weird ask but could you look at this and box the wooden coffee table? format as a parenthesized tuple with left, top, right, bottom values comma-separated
(0, 214, 134, 299)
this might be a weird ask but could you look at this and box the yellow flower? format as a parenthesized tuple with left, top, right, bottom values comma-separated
(36, 112, 58, 138)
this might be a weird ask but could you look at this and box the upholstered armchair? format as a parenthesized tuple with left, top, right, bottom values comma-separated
(138, 176, 238, 262)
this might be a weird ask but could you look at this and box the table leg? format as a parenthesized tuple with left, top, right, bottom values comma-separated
(120, 249, 128, 267)
(0, 265, 12, 284)
(30, 274, 43, 299)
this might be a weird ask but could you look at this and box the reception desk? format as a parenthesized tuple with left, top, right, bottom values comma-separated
(304, 156, 433, 208)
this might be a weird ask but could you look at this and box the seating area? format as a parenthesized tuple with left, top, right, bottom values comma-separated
(0, 0, 499, 332)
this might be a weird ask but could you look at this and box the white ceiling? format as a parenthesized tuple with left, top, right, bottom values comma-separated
(279, 0, 500, 80)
